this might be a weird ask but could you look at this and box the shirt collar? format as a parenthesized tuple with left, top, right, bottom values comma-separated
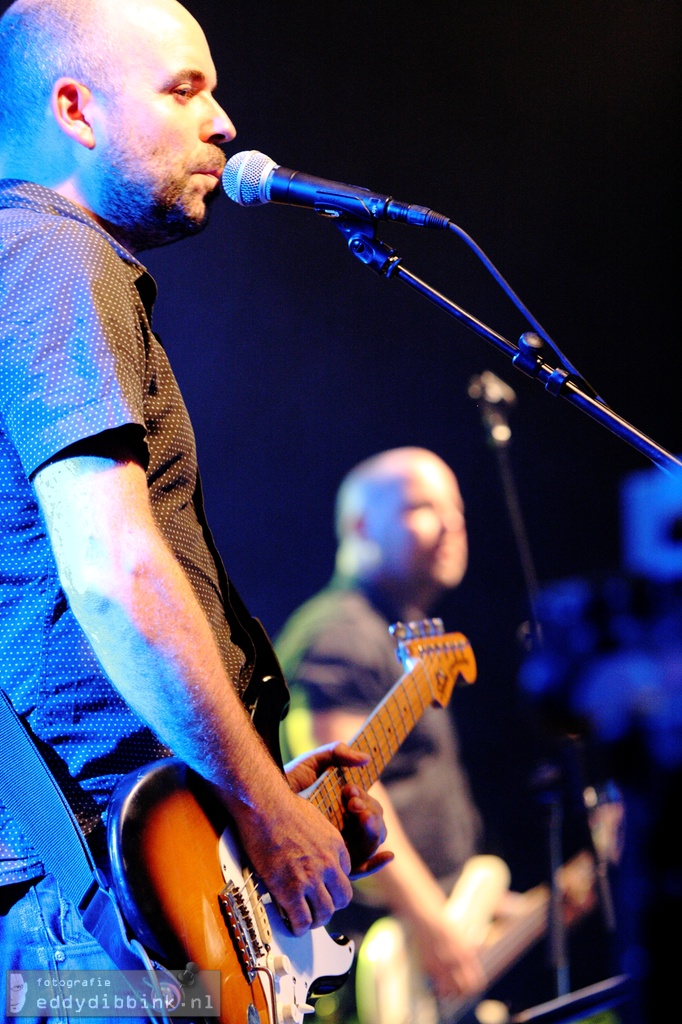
(330, 571, 425, 626)
(0, 178, 157, 312)
(0, 178, 147, 270)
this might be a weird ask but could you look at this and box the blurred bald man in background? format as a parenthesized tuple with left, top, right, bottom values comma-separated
(277, 447, 490, 1019)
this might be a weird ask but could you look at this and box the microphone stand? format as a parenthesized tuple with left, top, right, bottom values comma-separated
(468, 373, 621, 961)
(468, 372, 543, 650)
(331, 204, 640, 1000)
(467, 371, 574, 996)
(333, 217, 681, 475)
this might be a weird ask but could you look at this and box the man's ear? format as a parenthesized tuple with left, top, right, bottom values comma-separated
(50, 78, 96, 149)
(351, 513, 369, 541)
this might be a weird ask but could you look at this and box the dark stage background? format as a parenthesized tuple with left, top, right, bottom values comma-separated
(140, 2, 679, 1012)
(4, 0, 677, 1014)
(146, 0, 678, 1012)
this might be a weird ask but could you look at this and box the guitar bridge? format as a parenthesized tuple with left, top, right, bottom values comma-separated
(219, 881, 267, 983)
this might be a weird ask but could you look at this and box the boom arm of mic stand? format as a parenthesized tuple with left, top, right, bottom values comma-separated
(335, 218, 682, 475)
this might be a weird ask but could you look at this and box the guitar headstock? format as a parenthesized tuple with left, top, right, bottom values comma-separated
(557, 851, 599, 925)
(390, 619, 477, 707)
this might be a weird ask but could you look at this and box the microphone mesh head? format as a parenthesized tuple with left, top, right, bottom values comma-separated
(222, 150, 277, 206)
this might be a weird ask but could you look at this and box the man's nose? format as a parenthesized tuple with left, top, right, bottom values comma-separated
(444, 505, 466, 533)
(202, 97, 236, 144)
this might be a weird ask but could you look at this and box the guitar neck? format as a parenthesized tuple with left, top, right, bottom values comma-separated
(440, 892, 551, 1024)
(305, 658, 436, 830)
(480, 887, 549, 985)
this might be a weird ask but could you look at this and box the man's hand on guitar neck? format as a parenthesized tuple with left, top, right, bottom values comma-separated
(230, 744, 388, 938)
(286, 742, 393, 879)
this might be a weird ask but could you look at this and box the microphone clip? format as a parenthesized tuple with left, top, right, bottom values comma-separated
(335, 218, 402, 278)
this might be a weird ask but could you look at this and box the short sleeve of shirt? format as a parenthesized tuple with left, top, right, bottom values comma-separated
(0, 210, 148, 476)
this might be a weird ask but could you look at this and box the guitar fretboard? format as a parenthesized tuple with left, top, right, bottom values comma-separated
(304, 636, 471, 830)
(442, 853, 595, 1022)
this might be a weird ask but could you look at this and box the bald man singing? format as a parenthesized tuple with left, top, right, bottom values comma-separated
(0, 0, 386, 1005)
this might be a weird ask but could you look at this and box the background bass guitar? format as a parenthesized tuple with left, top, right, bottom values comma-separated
(356, 848, 602, 1024)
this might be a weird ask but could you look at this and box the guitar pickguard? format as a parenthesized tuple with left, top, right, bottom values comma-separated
(218, 827, 354, 1024)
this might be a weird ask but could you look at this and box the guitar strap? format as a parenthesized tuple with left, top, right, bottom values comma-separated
(0, 689, 147, 974)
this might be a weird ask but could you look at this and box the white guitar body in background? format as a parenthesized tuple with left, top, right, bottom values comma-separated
(356, 856, 512, 1024)
(356, 847, 600, 1024)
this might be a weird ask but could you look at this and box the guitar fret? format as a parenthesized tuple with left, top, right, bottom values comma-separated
(307, 671, 427, 825)
(373, 713, 393, 772)
(360, 718, 390, 777)
(384, 690, 409, 747)
(387, 692, 416, 742)
(311, 768, 346, 830)
(411, 662, 431, 713)
(482, 899, 547, 978)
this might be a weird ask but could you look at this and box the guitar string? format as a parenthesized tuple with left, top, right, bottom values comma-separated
(226, 662, 435, 895)
(478, 894, 548, 981)
(222, 657, 436, 919)
(422, 894, 551, 1023)
(306, 636, 475, 826)
(477, 862, 592, 980)
(227, 645, 466, 901)
(311, 679, 424, 817)
(232, 854, 551, 987)
(444, 870, 593, 1020)
(221, 644, 471, 955)
(323, 654, 440, 818)
(308, 658, 436, 825)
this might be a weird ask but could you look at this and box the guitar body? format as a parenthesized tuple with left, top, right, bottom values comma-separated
(356, 855, 512, 1024)
(355, 851, 598, 1024)
(107, 759, 353, 1024)
(106, 622, 477, 1024)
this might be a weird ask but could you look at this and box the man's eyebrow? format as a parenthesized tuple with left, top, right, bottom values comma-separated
(161, 69, 214, 90)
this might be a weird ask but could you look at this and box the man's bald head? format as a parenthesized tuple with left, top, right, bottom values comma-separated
(0, 0, 117, 156)
(335, 447, 458, 537)
(0, 0, 205, 162)
(0, 0, 232, 248)
(335, 447, 468, 611)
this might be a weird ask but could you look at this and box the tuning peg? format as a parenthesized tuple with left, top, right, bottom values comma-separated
(389, 618, 446, 642)
(426, 618, 444, 636)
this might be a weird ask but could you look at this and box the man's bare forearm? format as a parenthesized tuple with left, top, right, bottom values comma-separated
(34, 453, 288, 810)
(32, 453, 361, 932)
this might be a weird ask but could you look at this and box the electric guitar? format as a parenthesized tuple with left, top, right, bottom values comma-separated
(355, 850, 600, 1024)
(107, 619, 476, 1024)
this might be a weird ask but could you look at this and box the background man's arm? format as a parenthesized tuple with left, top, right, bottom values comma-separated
(33, 450, 382, 934)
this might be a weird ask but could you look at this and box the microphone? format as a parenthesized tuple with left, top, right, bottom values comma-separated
(222, 150, 451, 229)
(468, 371, 516, 445)
(467, 371, 516, 407)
